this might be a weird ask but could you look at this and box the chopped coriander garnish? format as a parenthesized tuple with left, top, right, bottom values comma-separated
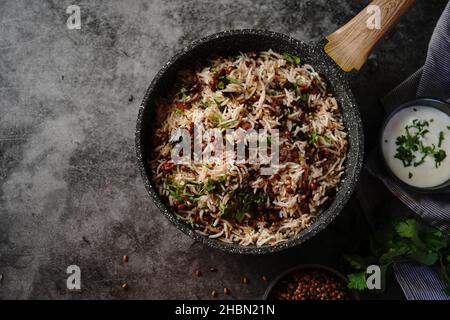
(227, 77, 240, 84)
(195, 177, 220, 194)
(438, 131, 444, 148)
(434, 149, 447, 168)
(235, 210, 246, 223)
(309, 131, 330, 145)
(217, 76, 240, 90)
(205, 178, 216, 192)
(200, 100, 210, 109)
(180, 88, 189, 102)
(167, 180, 197, 204)
(394, 118, 446, 168)
(321, 135, 331, 143)
(282, 52, 301, 65)
(220, 120, 239, 128)
(309, 131, 319, 145)
(413, 154, 427, 167)
(230, 187, 266, 223)
(213, 99, 222, 110)
(408, 172, 413, 179)
(208, 113, 224, 126)
(447, 125, 450, 131)
(219, 202, 229, 217)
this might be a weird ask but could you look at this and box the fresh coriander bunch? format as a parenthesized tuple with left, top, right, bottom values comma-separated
(345, 217, 450, 296)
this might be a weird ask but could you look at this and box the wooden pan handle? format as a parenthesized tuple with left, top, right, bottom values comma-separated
(324, 0, 415, 72)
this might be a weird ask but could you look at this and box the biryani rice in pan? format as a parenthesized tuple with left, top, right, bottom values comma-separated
(149, 50, 348, 246)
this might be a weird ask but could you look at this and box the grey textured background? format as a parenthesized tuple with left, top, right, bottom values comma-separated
(0, 0, 447, 299)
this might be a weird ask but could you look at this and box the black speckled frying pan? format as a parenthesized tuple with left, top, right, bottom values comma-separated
(136, 0, 414, 254)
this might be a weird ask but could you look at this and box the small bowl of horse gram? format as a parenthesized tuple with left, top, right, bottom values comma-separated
(263, 265, 359, 300)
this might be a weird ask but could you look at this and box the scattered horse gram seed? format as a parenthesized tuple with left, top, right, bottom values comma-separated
(211, 290, 217, 298)
(209, 267, 217, 272)
(195, 270, 202, 277)
(121, 283, 129, 290)
(122, 255, 129, 263)
(243, 276, 249, 285)
(261, 275, 268, 282)
(223, 287, 230, 295)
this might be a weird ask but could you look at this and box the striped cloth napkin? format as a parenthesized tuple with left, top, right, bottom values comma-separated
(365, 0, 450, 300)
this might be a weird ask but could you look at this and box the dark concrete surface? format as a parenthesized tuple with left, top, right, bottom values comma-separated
(0, 0, 448, 299)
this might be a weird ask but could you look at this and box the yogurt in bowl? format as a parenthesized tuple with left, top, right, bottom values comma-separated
(381, 99, 450, 191)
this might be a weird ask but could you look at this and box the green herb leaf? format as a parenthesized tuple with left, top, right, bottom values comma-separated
(344, 254, 366, 270)
(379, 245, 411, 265)
(175, 108, 185, 116)
(219, 202, 229, 217)
(217, 76, 240, 90)
(218, 176, 227, 183)
(227, 77, 240, 84)
(434, 149, 446, 168)
(346, 216, 450, 297)
(424, 230, 448, 251)
(410, 250, 439, 266)
(438, 131, 445, 148)
(200, 100, 210, 109)
(320, 135, 331, 144)
(309, 131, 319, 145)
(347, 272, 367, 291)
(208, 113, 224, 126)
(396, 219, 417, 239)
(180, 88, 189, 102)
(213, 99, 221, 107)
(301, 93, 309, 102)
(235, 210, 246, 223)
(218, 119, 240, 128)
(205, 178, 216, 192)
(394, 119, 446, 168)
(282, 52, 301, 65)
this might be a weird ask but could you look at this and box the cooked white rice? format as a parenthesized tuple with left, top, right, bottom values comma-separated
(150, 50, 348, 246)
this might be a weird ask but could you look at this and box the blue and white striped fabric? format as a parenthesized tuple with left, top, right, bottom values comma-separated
(366, 0, 450, 300)
(393, 263, 449, 300)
